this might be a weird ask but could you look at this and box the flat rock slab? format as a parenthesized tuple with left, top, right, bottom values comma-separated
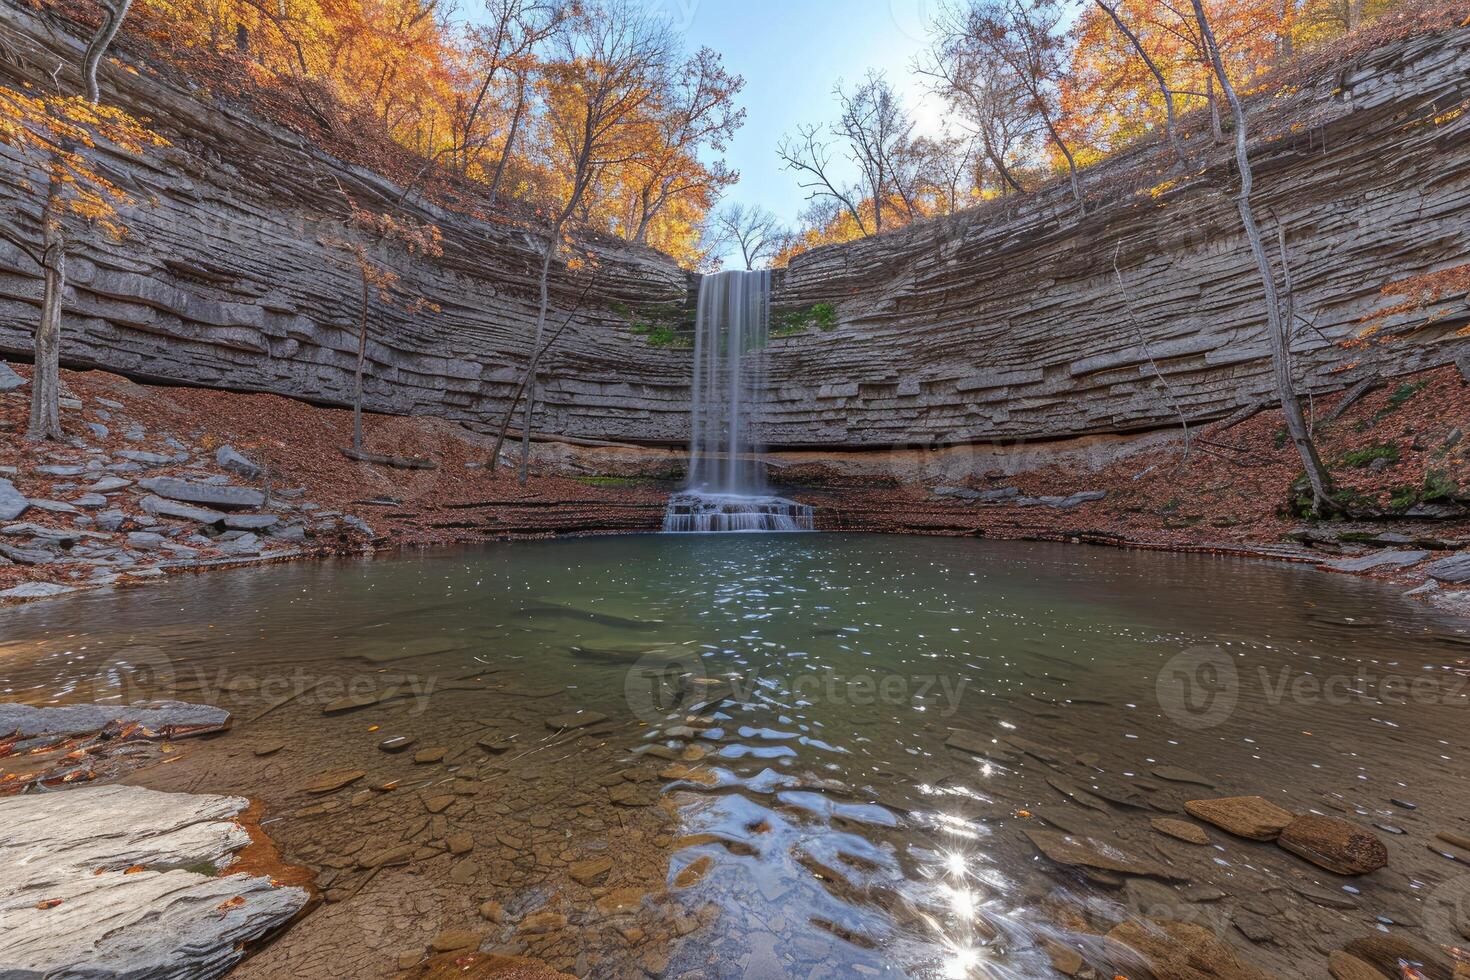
(0, 784, 307, 980)
(0, 362, 26, 392)
(1023, 828, 1184, 880)
(1424, 552, 1470, 584)
(1278, 814, 1388, 875)
(138, 477, 265, 511)
(140, 494, 229, 523)
(0, 582, 80, 602)
(1325, 549, 1430, 573)
(0, 478, 28, 522)
(1184, 796, 1294, 841)
(546, 710, 608, 731)
(0, 700, 232, 740)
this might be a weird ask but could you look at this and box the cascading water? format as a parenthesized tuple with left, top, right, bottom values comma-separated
(663, 270, 813, 533)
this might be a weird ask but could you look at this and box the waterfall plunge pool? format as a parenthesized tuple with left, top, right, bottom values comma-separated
(2, 533, 1467, 978)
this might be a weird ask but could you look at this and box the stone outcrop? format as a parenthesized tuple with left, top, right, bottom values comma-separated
(768, 28, 1470, 448)
(0, 784, 308, 979)
(1, 2, 1467, 452)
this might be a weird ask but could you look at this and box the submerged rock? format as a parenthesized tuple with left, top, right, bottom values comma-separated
(1277, 814, 1388, 875)
(1105, 919, 1273, 980)
(1022, 829, 1183, 880)
(0, 785, 307, 979)
(1184, 796, 1294, 841)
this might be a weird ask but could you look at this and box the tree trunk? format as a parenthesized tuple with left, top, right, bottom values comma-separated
(82, 0, 132, 103)
(487, 72, 527, 205)
(516, 229, 561, 485)
(28, 202, 65, 442)
(1192, 0, 1334, 515)
(352, 268, 369, 453)
(1095, 0, 1187, 166)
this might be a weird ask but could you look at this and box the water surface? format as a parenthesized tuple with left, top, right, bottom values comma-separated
(2, 535, 1467, 978)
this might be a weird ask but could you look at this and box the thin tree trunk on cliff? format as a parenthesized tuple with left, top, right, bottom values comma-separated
(352, 269, 370, 453)
(1192, 0, 1334, 515)
(489, 270, 598, 472)
(515, 225, 563, 485)
(1095, 0, 1186, 166)
(487, 71, 528, 205)
(82, 0, 132, 103)
(29, 180, 66, 442)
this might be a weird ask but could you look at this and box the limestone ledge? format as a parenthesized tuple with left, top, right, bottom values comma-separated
(0, 1, 1467, 450)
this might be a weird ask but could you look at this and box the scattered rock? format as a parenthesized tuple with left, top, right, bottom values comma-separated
(517, 912, 567, 934)
(0, 478, 28, 521)
(1151, 766, 1216, 787)
(1326, 550, 1430, 573)
(545, 710, 608, 731)
(1277, 814, 1388, 875)
(447, 834, 474, 856)
(673, 855, 713, 888)
(1343, 934, 1456, 979)
(479, 901, 505, 923)
(254, 740, 286, 757)
(1150, 817, 1210, 845)
(0, 362, 27, 392)
(1327, 951, 1389, 980)
(1105, 919, 1272, 980)
(305, 770, 366, 795)
(1424, 552, 1470, 585)
(137, 477, 265, 511)
(139, 495, 228, 524)
(1184, 796, 1294, 841)
(1023, 829, 1183, 880)
(379, 736, 416, 753)
(569, 856, 613, 885)
(215, 445, 263, 479)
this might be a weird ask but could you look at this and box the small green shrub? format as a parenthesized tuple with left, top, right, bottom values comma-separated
(771, 303, 838, 338)
(1386, 381, 1428, 410)
(1336, 443, 1399, 469)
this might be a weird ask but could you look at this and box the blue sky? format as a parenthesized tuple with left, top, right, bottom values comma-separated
(666, 0, 949, 234)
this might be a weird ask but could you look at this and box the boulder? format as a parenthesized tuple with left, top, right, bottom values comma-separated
(215, 445, 263, 479)
(1424, 552, 1470, 585)
(1184, 796, 1294, 841)
(0, 785, 307, 980)
(1277, 814, 1388, 875)
(137, 477, 265, 511)
(0, 478, 29, 521)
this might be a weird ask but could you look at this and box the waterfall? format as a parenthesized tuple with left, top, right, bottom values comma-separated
(663, 270, 814, 533)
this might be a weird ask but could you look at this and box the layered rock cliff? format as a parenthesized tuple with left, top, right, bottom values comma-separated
(1, 3, 1467, 452)
(767, 26, 1470, 448)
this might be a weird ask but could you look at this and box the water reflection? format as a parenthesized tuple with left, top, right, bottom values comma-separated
(1, 535, 1467, 977)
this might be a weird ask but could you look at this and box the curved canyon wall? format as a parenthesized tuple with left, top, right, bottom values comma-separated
(1, 3, 1468, 453)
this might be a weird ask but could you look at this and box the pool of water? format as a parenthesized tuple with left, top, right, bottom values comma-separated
(2, 534, 1468, 978)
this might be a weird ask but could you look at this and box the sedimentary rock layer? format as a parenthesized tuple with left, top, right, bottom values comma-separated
(0, 2, 1467, 450)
